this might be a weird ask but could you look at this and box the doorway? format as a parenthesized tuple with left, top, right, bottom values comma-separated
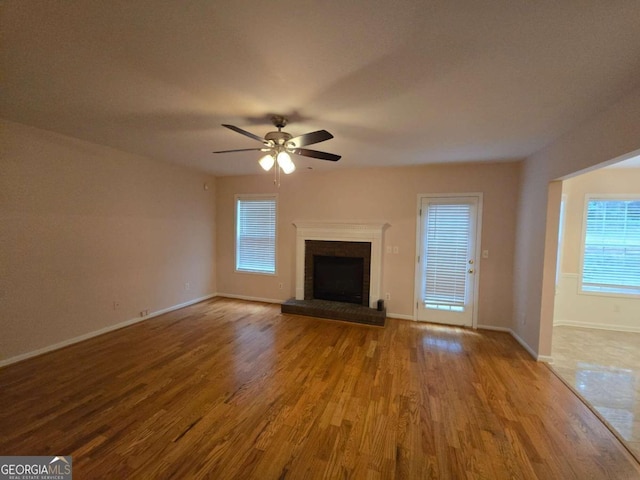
(415, 194, 482, 327)
(549, 154, 640, 460)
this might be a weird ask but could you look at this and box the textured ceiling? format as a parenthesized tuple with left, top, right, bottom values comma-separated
(2, 1, 640, 176)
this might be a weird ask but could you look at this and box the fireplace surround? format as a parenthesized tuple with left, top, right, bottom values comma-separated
(293, 222, 388, 308)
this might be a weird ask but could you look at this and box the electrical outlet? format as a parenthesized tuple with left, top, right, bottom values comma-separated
(279, 282, 283, 290)
(184, 282, 190, 291)
(385, 293, 391, 300)
(113, 301, 120, 310)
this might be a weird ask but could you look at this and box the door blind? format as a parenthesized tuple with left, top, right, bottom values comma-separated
(423, 203, 471, 308)
(236, 196, 276, 274)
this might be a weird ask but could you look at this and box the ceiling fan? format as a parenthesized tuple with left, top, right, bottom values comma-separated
(213, 115, 341, 175)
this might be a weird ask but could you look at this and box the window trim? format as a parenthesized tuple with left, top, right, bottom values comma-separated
(234, 193, 278, 276)
(556, 194, 567, 289)
(578, 193, 640, 298)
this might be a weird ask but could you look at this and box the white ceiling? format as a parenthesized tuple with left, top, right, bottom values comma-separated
(2, 1, 640, 176)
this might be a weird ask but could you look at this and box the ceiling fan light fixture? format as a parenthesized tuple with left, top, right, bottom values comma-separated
(214, 116, 340, 179)
(277, 151, 295, 174)
(259, 154, 275, 171)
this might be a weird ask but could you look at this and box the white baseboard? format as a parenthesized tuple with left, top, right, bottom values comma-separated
(553, 320, 640, 333)
(386, 312, 414, 321)
(216, 293, 284, 304)
(509, 329, 542, 361)
(477, 325, 552, 362)
(476, 325, 510, 332)
(0, 294, 216, 368)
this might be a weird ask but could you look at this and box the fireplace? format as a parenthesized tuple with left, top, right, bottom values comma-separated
(305, 240, 371, 306)
(292, 222, 388, 308)
(284, 222, 389, 325)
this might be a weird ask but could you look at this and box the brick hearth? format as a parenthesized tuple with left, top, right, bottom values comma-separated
(281, 298, 386, 326)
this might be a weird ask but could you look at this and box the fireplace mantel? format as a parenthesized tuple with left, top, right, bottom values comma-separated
(293, 221, 389, 308)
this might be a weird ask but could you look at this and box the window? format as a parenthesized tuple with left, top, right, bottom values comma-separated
(235, 195, 276, 274)
(580, 196, 640, 296)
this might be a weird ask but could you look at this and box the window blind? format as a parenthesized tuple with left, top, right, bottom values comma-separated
(236, 196, 276, 274)
(582, 199, 640, 295)
(423, 203, 471, 308)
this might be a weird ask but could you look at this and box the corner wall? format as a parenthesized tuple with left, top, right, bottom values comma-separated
(0, 120, 217, 363)
(513, 86, 640, 357)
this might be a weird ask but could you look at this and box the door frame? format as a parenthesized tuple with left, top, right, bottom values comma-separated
(414, 193, 484, 328)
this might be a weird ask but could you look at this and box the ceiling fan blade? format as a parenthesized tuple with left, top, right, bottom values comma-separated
(213, 148, 268, 154)
(222, 124, 266, 144)
(287, 130, 333, 148)
(293, 148, 341, 162)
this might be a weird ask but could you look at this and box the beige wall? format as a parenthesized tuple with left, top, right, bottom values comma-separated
(0, 120, 217, 362)
(216, 162, 520, 328)
(553, 167, 640, 331)
(514, 86, 640, 358)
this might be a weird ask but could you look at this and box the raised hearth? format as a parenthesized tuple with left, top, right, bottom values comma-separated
(281, 298, 386, 326)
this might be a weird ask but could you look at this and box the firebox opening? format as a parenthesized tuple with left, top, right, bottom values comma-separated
(313, 255, 364, 305)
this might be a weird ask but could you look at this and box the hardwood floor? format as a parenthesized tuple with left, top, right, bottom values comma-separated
(1, 298, 638, 479)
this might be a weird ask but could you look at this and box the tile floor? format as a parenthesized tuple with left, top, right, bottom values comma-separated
(551, 325, 640, 460)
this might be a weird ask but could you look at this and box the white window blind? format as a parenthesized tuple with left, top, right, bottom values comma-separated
(236, 196, 276, 274)
(423, 203, 471, 310)
(581, 198, 640, 295)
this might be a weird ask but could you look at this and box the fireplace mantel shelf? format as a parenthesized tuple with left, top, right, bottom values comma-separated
(293, 221, 390, 237)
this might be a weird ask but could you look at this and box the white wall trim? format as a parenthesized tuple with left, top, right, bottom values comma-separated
(553, 320, 640, 333)
(386, 312, 414, 321)
(477, 325, 553, 361)
(0, 294, 217, 368)
(554, 272, 639, 329)
(509, 329, 542, 361)
(216, 293, 283, 304)
(476, 325, 511, 332)
(2, 295, 552, 368)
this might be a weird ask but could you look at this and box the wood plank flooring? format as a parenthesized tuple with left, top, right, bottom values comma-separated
(1, 298, 639, 479)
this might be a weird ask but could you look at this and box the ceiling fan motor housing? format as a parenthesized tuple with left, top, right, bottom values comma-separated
(265, 130, 294, 148)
